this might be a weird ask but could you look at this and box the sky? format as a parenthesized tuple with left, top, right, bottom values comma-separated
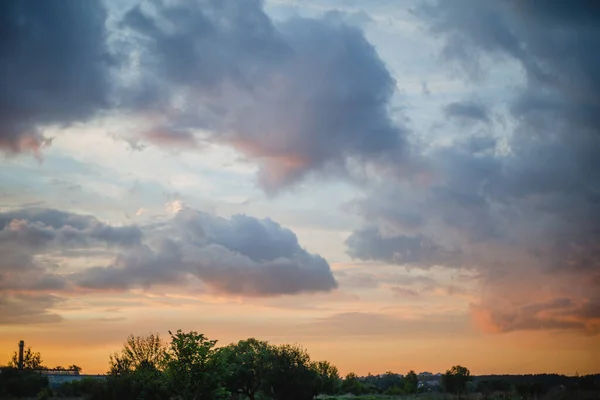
(0, 0, 599, 376)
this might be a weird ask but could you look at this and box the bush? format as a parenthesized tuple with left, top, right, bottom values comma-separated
(0, 367, 49, 398)
(37, 387, 54, 399)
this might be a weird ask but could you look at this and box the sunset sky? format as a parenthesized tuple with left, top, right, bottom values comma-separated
(1, 0, 599, 375)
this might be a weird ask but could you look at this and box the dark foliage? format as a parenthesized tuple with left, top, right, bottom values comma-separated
(0, 367, 48, 398)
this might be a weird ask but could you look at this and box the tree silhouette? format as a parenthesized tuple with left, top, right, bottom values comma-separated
(8, 345, 43, 370)
(109, 333, 165, 375)
(442, 365, 472, 399)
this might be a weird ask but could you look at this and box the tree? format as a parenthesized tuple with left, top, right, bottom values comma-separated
(477, 378, 511, 400)
(404, 370, 419, 394)
(341, 372, 366, 395)
(127, 361, 170, 400)
(164, 330, 228, 400)
(222, 338, 272, 400)
(379, 371, 404, 392)
(442, 365, 472, 398)
(69, 364, 83, 373)
(312, 360, 341, 395)
(0, 367, 48, 398)
(266, 344, 319, 400)
(9, 346, 44, 370)
(109, 333, 165, 375)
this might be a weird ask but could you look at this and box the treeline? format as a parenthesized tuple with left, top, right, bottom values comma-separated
(61, 330, 342, 400)
(473, 374, 600, 399)
(1, 331, 599, 400)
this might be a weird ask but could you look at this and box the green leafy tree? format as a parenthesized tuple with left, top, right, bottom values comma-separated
(341, 372, 366, 395)
(379, 371, 404, 392)
(164, 330, 228, 400)
(128, 361, 170, 400)
(222, 338, 272, 400)
(9, 345, 44, 370)
(404, 370, 419, 394)
(312, 360, 341, 395)
(442, 365, 472, 398)
(109, 333, 165, 375)
(265, 344, 319, 400)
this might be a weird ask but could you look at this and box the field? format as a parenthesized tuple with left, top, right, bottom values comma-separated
(317, 392, 600, 400)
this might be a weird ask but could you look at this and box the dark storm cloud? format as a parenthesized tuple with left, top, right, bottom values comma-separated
(118, 0, 405, 190)
(0, 0, 111, 154)
(346, 0, 600, 333)
(74, 208, 337, 296)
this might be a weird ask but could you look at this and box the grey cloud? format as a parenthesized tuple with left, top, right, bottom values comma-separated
(346, 227, 463, 268)
(2, 0, 407, 191)
(73, 240, 185, 291)
(0, 207, 141, 325)
(0, 206, 337, 324)
(0, 293, 63, 325)
(0, 0, 111, 154)
(73, 208, 337, 296)
(119, 0, 286, 94)
(0, 208, 142, 315)
(0, 271, 67, 292)
(346, 0, 600, 333)
(444, 101, 490, 124)
(118, 0, 406, 190)
(0, 208, 143, 248)
(188, 244, 335, 296)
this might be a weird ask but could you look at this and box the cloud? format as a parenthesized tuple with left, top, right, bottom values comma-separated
(346, 227, 463, 268)
(345, 0, 600, 334)
(391, 287, 420, 298)
(0, 0, 111, 155)
(0, 208, 143, 248)
(74, 208, 337, 296)
(334, 271, 380, 289)
(0, 293, 63, 325)
(444, 101, 490, 124)
(2, 0, 408, 192)
(0, 206, 336, 324)
(472, 298, 592, 334)
(117, 0, 406, 190)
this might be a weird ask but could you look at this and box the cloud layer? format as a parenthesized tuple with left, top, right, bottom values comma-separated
(1, 0, 599, 339)
(0, 0, 111, 154)
(0, 207, 336, 324)
(1, 0, 406, 191)
(117, 0, 406, 190)
(346, 0, 600, 334)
